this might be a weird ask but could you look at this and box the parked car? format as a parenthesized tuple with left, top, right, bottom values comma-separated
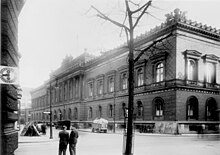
(55, 120, 71, 130)
(92, 118, 108, 133)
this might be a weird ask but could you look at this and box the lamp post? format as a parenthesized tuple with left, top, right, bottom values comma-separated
(49, 80, 53, 139)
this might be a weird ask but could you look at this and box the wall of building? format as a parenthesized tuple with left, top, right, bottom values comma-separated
(1, 0, 24, 154)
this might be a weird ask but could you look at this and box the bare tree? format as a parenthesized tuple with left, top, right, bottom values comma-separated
(91, 1, 176, 155)
(91, 1, 152, 155)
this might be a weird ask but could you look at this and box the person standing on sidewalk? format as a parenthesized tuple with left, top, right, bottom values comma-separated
(58, 126, 69, 155)
(69, 126, 79, 155)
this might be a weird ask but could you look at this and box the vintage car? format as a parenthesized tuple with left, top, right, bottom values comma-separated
(92, 118, 108, 133)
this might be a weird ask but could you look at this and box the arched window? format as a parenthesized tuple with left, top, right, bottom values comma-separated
(206, 98, 218, 121)
(154, 98, 164, 116)
(74, 107, 78, 120)
(59, 109, 62, 120)
(88, 107, 93, 119)
(121, 103, 127, 118)
(121, 73, 127, 90)
(54, 110, 57, 121)
(187, 59, 196, 81)
(68, 108, 72, 120)
(136, 101, 144, 118)
(98, 106, 102, 118)
(187, 96, 198, 120)
(108, 104, 113, 118)
(137, 68, 144, 86)
(63, 109, 66, 120)
(156, 63, 164, 82)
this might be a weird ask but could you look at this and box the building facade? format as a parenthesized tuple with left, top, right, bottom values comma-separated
(1, 0, 25, 154)
(31, 9, 220, 134)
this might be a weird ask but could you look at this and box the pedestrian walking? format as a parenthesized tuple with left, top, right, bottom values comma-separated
(69, 126, 79, 155)
(58, 126, 69, 155)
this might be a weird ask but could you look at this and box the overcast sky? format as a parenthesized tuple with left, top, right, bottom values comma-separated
(18, 0, 220, 88)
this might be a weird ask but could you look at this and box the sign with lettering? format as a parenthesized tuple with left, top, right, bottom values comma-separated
(0, 66, 19, 85)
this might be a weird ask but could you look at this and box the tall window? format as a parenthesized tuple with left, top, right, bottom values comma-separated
(206, 62, 215, 83)
(155, 99, 163, 116)
(187, 96, 198, 120)
(74, 107, 78, 120)
(108, 76, 114, 93)
(98, 106, 102, 118)
(121, 73, 127, 90)
(121, 103, 127, 118)
(156, 63, 164, 82)
(88, 82, 93, 97)
(88, 107, 93, 119)
(137, 68, 144, 86)
(187, 59, 196, 81)
(97, 80, 103, 95)
(206, 98, 217, 121)
(136, 101, 143, 117)
(108, 104, 113, 118)
(68, 108, 72, 120)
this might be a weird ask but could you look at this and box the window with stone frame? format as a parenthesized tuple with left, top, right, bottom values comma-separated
(88, 107, 93, 119)
(97, 79, 103, 95)
(202, 54, 218, 84)
(186, 96, 198, 120)
(121, 72, 128, 90)
(68, 108, 72, 120)
(136, 101, 144, 118)
(120, 103, 127, 118)
(206, 62, 215, 83)
(206, 98, 218, 121)
(183, 50, 202, 82)
(150, 51, 167, 83)
(73, 107, 78, 120)
(137, 68, 144, 86)
(88, 82, 93, 97)
(187, 59, 197, 81)
(97, 105, 102, 118)
(156, 62, 164, 82)
(108, 104, 113, 118)
(108, 76, 114, 93)
(154, 99, 164, 116)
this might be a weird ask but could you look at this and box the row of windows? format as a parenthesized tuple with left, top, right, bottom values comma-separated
(87, 62, 164, 97)
(32, 96, 218, 122)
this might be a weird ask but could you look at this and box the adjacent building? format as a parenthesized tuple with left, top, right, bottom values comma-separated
(30, 9, 220, 134)
(1, 0, 25, 154)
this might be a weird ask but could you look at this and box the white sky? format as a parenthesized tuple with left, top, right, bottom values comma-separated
(18, 0, 220, 88)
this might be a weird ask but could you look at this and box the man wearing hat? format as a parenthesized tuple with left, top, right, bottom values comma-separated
(69, 126, 79, 155)
(58, 126, 69, 155)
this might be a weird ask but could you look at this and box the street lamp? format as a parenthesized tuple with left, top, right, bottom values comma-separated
(49, 79, 53, 139)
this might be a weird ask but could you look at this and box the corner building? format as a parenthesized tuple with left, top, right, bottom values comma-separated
(31, 9, 220, 134)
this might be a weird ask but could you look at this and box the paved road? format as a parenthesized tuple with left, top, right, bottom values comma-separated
(15, 128, 220, 155)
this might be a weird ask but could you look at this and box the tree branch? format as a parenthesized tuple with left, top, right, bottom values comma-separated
(133, 0, 152, 28)
(131, 0, 152, 14)
(134, 32, 173, 63)
(91, 5, 129, 31)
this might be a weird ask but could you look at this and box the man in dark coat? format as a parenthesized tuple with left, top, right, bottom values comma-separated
(58, 126, 69, 155)
(69, 126, 79, 155)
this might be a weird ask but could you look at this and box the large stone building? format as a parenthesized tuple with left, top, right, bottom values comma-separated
(1, 0, 25, 154)
(31, 9, 220, 134)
